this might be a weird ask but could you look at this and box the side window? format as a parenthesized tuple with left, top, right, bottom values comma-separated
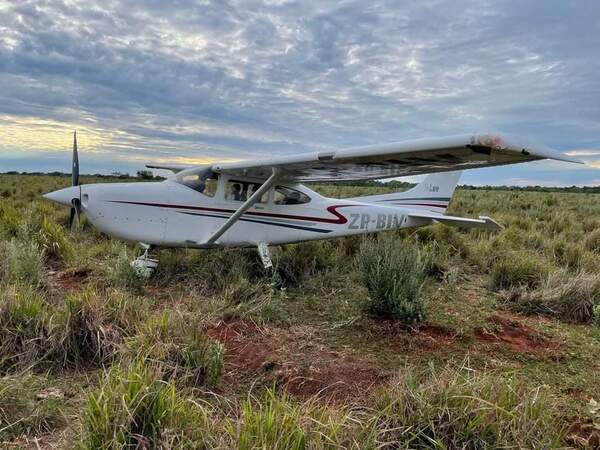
(226, 180, 267, 203)
(273, 186, 311, 205)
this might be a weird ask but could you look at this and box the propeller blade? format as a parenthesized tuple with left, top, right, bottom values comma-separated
(72, 130, 79, 187)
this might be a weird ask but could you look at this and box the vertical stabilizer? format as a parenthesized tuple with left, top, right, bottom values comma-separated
(349, 171, 462, 213)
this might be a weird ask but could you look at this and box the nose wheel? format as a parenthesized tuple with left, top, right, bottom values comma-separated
(131, 243, 158, 278)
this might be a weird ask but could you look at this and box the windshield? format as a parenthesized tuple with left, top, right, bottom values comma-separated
(175, 169, 218, 197)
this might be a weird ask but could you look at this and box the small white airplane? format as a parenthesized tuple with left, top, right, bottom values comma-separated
(44, 132, 580, 274)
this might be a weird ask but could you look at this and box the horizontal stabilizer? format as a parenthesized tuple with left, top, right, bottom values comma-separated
(408, 211, 502, 230)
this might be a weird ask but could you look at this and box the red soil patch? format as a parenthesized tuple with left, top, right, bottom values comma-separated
(278, 354, 385, 402)
(475, 315, 559, 353)
(53, 267, 91, 290)
(206, 319, 386, 401)
(566, 420, 600, 449)
(207, 319, 270, 372)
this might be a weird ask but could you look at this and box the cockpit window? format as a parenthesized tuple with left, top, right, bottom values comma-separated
(273, 186, 311, 205)
(176, 169, 218, 197)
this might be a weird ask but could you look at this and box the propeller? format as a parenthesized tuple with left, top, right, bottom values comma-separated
(69, 130, 82, 229)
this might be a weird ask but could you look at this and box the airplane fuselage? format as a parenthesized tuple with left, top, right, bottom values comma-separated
(51, 179, 431, 248)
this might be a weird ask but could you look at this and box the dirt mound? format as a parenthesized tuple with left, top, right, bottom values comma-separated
(207, 319, 271, 371)
(475, 315, 559, 353)
(278, 354, 385, 402)
(206, 319, 386, 401)
(53, 267, 91, 290)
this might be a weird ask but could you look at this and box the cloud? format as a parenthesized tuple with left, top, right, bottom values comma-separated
(0, 0, 599, 185)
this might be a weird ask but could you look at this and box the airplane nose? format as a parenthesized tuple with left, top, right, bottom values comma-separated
(43, 186, 80, 207)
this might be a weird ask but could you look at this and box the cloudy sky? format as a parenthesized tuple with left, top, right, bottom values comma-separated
(0, 0, 599, 186)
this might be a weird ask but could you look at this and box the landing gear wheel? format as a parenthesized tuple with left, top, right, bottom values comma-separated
(131, 243, 158, 278)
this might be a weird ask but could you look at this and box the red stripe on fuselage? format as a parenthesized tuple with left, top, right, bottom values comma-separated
(108, 201, 357, 224)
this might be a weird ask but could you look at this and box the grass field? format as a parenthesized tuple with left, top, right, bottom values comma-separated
(0, 173, 599, 449)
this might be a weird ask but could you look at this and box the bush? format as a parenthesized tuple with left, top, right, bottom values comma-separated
(108, 249, 146, 293)
(502, 270, 600, 323)
(371, 366, 564, 449)
(79, 361, 213, 449)
(0, 374, 66, 441)
(4, 239, 47, 289)
(356, 235, 428, 324)
(489, 251, 547, 291)
(275, 240, 342, 287)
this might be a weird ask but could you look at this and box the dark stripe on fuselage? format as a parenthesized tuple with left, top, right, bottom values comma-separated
(378, 202, 448, 209)
(179, 212, 332, 233)
(107, 201, 356, 224)
(378, 197, 452, 202)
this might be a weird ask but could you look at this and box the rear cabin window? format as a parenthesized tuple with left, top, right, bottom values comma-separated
(273, 186, 311, 205)
(177, 171, 218, 197)
(226, 180, 269, 203)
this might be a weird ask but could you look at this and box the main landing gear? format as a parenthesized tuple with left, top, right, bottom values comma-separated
(131, 243, 159, 278)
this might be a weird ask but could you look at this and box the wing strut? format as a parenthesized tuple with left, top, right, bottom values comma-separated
(205, 168, 281, 245)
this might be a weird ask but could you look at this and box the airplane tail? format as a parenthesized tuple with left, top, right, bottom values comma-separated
(350, 171, 462, 213)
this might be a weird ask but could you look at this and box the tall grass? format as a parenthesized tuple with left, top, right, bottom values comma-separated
(502, 270, 600, 323)
(2, 239, 47, 289)
(356, 235, 429, 324)
(78, 361, 213, 449)
(489, 250, 548, 291)
(0, 287, 143, 371)
(0, 373, 66, 441)
(36, 216, 73, 263)
(371, 365, 564, 449)
(128, 313, 225, 388)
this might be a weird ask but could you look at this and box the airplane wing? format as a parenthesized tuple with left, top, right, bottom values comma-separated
(211, 133, 581, 182)
(145, 163, 194, 173)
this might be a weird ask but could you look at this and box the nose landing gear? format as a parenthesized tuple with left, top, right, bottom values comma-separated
(131, 243, 158, 278)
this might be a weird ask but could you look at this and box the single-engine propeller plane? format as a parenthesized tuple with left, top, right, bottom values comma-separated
(44, 132, 581, 275)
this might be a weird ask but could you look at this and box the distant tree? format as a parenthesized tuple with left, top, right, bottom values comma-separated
(137, 170, 154, 180)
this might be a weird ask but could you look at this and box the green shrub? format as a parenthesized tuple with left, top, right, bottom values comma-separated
(371, 366, 564, 449)
(0, 374, 66, 441)
(276, 240, 342, 287)
(4, 239, 47, 289)
(78, 361, 213, 449)
(36, 216, 73, 262)
(356, 236, 428, 324)
(107, 249, 146, 293)
(502, 270, 600, 323)
(489, 251, 547, 291)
